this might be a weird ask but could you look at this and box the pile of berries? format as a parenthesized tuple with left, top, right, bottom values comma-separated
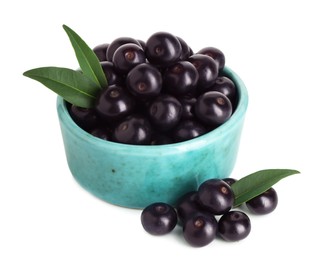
(141, 178, 278, 247)
(69, 32, 237, 145)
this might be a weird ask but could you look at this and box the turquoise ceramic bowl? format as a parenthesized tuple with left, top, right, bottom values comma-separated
(57, 67, 248, 209)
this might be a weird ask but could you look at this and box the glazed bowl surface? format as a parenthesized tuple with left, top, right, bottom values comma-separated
(57, 67, 248, 208)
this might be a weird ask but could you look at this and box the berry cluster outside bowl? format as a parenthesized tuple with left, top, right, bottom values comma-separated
(57, 67, 248, 209)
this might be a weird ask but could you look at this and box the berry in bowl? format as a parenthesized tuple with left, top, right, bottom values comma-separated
(24, 25, 248, 208)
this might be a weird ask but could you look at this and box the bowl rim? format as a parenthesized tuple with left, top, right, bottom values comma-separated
(57, 66, 248, 154)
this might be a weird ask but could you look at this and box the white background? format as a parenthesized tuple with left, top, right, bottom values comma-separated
(1, 0, 322, 259)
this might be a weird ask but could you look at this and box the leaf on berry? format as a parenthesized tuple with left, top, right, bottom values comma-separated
(23, 67, 100, 108)
(63, 24, 107, 89)
(231, 169, 300, 207)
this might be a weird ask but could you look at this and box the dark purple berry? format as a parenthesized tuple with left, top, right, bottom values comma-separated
(163, 61, 198, 96)
(93, 43, 109, 61)
(197, 179, 234, 215)
(178, 96, 197, 120)
(208, 76, 237, 105)
(188, 54, 219, 92)
(148, 95, 182, 132)
(106, 37, 141, 61)
(126, 63, 162, 99)
(95, 85, 136, 121)
(150, 132, 173, 145)
(112, 115, 152, 145)
(222, 178, 237, 186)
(69, 105, 98, 131)
(112, 43, 146, 74)
(100, 61, 124, 86)
(145, 32, 182, 67)
(176, 191, 205, 224)
(188, 47, 194, 56)
(177, 36, 191, 60)
(218, 211, 251, 241)
(172, 120, 207, 142)
(183, 212, 217, 247)
(246, 188, 278, 215)
(90, 126, 111, 141)
(137, 39, 146, 50)
(141, 202, 177, 235)
(197, 47, 225, 70)
(195, 91, 232, 126)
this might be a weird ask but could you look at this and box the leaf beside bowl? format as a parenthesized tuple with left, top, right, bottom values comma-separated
(231, 169, 300, 207)
(23, 67, 100, 108)
(62, 24, 107, 89)
(23, 24, 107, 108)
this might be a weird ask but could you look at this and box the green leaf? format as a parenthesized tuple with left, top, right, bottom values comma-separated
(231, 169, 300, 207)
(63, 24, 107, 88)
(23, 67, 100, 108)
